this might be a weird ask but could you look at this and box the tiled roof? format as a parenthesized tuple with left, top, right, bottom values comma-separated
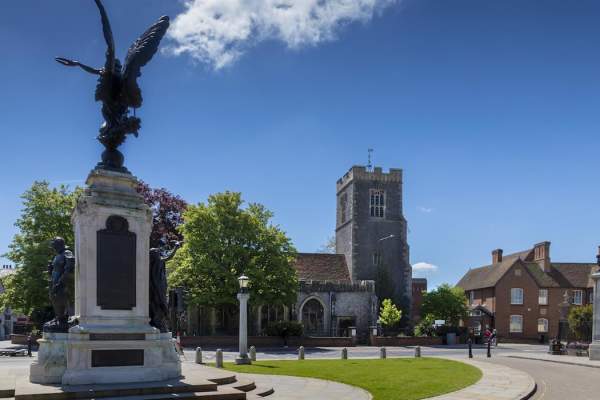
(293, 253, 352, 283)
(457, 248, 598, 290)
(456, 249, 533, 291)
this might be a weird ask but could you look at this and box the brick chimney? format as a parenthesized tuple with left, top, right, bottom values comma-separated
(492, 249, 503, 264)
(534, 241, 551, 272)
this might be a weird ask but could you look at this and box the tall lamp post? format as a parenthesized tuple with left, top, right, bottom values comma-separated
(236, 275, 251, 365)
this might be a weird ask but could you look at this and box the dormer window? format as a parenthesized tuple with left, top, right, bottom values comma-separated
(370, 189, 385, 218)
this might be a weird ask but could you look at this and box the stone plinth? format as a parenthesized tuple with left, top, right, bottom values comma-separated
(30, 168, 181, 384)
(590, 272, 600, 360)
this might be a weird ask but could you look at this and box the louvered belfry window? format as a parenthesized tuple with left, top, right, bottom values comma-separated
(370, 189, 385, 218)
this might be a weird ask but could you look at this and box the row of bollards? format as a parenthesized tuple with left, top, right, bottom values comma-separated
(202, 345, 426, 368)
(467, 338, 492, 359)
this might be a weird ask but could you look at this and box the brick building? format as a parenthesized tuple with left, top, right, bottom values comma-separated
(411, 278, 427, 323)
(457, 242, 598, 341)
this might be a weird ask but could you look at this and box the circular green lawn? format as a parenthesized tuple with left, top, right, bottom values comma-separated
(224, 357, 481, 400)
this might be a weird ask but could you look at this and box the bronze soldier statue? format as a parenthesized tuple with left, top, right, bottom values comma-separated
(149, 240, 180, 332)
(44, 237, 75, 333)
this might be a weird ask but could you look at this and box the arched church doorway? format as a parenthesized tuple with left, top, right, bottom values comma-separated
(302, 298, 324, 335)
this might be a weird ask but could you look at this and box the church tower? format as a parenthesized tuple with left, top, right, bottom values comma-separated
(335, 166, 412, 315)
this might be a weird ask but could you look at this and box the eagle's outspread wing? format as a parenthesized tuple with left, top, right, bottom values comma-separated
(122, 16, 170, 109)
(94, 0, 115, 71)
(93, 0, 116, 103)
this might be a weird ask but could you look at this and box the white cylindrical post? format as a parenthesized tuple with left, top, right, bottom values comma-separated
(590, 272, 600, 360)
(298, 346, 305, 360)
(249, 345, 256, 361)
(215, 349, 223, 368)
(195, 347, 203, 364)
(415, 346, 421, 358)
(235, 292, 251, 365)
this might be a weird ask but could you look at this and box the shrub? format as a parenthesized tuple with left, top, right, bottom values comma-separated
(568, 304, 593, 342)
(378, 299, 402, 329)
(265, 320, 303, 338)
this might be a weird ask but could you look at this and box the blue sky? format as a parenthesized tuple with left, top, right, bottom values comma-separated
(1, 0, 600, 288)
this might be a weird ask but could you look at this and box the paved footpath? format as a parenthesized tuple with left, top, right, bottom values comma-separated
(424, 357, 535, 400)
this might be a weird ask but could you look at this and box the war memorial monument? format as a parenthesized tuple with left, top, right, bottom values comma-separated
(29, 0, 181, 385)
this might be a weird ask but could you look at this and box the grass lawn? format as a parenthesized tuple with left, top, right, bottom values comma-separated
(224, 357, 481, 400)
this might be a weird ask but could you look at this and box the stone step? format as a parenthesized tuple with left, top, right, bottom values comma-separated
(96, 387, 246, 400)
(206, 375, 237, 385)
(220, 379, 256, 392)
(248, 386, 274, 397)
(13, 375, 220, 400)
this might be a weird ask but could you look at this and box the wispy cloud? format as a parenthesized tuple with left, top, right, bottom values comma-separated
(418, 206, 434, 213)
(412, 262, 438, 277)
(167, 0, 399, 69)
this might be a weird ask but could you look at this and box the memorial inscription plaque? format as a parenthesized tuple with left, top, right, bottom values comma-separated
(91, 349, 144, 367)
(97, 215, 136, 310)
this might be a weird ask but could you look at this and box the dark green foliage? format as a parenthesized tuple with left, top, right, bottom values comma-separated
(568, 304, 593, 341)
(168, 192, 298, 308)
(1, 182, 81, 321)
(420, 284, 468, 327)
(265, 320, 303, 337)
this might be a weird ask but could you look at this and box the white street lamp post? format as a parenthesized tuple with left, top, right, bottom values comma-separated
(236, 274, 251, 365)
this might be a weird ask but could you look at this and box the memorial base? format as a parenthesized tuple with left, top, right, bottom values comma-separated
(29, 333, 68, 384)
(589, 341, 600, 360)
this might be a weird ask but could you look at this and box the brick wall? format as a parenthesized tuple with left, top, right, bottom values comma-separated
(181, 336, 355, 348)
(369, 335, 443, 346)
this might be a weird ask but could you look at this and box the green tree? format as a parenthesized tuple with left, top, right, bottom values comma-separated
(0, 182, 81, 323)
(420, 284, 468, 327)
(568, 304, 593, 341)
(168, 192, 298, 307)
(378, 299, 402, 330)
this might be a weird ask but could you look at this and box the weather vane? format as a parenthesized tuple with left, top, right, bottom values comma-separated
(56, 0, 170, 173)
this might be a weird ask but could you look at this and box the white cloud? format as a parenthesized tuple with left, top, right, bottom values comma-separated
(167, 0, 398, 69)
(412, 262, 438, 277)
(418, 206, 433, 213)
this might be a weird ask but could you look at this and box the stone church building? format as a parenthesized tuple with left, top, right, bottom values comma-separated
(183, 165, 413, 339)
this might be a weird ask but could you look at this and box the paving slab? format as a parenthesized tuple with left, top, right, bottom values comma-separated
(423, 357, 536, 400)
(503, 352, 600, 369)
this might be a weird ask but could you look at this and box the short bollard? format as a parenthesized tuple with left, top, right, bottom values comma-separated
(379, 347, 387, 359)
(215, 349, 224, 368)
(414, 346, 421, 358)
(249, 346, 256, 361)
(195, 347, 203, 364)
(468, 339, 473, 358)
(487, 340, 491, 358)
(341, 348, 348, 360)
(298, 346, 305, 360)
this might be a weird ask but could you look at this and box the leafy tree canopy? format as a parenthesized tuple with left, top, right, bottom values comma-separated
(137, 181, 187, 248)
(168, 192, 298, 307)
(568, 304, 593, 341)
(420, 284, 468, 327)
(378, 298, 402, 328)
(0, 182, 81, 319)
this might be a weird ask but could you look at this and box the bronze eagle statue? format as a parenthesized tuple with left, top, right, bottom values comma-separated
(56, 0, 169, 172)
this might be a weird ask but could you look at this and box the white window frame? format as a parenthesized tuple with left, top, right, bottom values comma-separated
(369, 189, 385, 218)
(538, 289, 548, 305)
(573, 290, 583, 305)
(470, 290, 475, 305)
(511, 288, 524, 305)
(510, 315, 523, 333)
(537, 318, 548, 333)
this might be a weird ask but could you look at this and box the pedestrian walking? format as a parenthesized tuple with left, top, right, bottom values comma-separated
(27, 334, 32, 357)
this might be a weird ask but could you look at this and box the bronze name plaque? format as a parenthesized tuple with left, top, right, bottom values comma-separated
(97, 215, 137, 310)
(91, 349, 144, 367)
